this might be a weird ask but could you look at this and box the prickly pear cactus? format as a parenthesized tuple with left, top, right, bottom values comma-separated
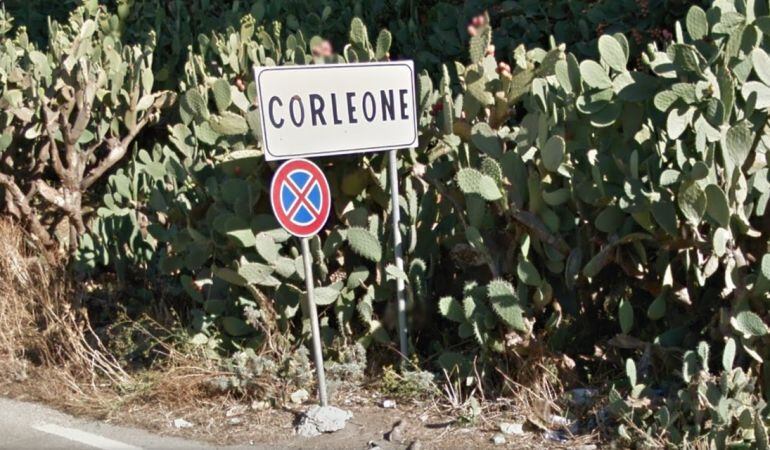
(0, 4, 173, 253)
(424, 1, 770, 446)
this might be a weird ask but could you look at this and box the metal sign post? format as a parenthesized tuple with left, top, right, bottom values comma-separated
(300, 237, 328, 406)
(270, 159, 332, 405)
(388, 149, 408, 360)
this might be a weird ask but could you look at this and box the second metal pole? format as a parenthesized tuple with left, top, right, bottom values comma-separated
(388, 149, 408, 361)
(301, 237, 328, 407)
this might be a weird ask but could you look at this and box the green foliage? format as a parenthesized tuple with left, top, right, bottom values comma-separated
(612, 345, 767, 448)
(380, 366, 438, 398)
(422, 1, 770, 446)
(7, 0, 705, 88)
(487, 279, 526, 332)
(0, 3, 172, 253)
(346, 227, 383, 262)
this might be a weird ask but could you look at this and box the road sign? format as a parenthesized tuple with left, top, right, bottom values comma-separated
(270, 158, 332, 406)
(255, 62, 418, 161)
(270, 158, 331, 238)
(257, 61, 417, 366)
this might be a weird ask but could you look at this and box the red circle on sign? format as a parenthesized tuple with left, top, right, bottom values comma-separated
(270, 158, 331, 238)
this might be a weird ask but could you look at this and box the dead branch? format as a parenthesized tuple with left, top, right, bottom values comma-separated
(507, 208, 571, 255)
(0, 173, 54, 247)
(42, 106, 68, 180)
(81, 113, 154, 189)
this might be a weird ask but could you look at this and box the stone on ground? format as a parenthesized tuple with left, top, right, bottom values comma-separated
(295, 405, 353, 437)
(290, 388, 310, 404)
(491, 433, 507, 445)
(172, 418, 193, 429)
(386, 419, 405, 443)
(499, 422, 524, 435)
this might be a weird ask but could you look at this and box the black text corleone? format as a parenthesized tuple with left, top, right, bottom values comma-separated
(267, 89, 411, 128)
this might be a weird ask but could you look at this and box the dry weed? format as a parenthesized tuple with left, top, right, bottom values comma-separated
(0, 219, 129, 395)
(0, 220, 251, 422)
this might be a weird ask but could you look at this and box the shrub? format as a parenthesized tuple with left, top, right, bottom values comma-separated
(8, 1, 704, 89)
(0, 4, 173, 252)
(426, 2, 770, 446)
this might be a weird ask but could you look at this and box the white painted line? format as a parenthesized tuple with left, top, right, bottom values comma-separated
(32, 423, 142, 450)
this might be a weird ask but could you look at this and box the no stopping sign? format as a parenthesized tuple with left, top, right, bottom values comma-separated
(270, 158, 331, 238)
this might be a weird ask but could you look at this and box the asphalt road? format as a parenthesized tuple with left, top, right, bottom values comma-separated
(0, 397, 215, 450)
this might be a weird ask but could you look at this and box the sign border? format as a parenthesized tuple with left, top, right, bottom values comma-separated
(255, 61, 419, 161)
(270, 158, 331, 238)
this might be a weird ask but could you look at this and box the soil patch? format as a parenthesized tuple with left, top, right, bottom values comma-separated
(1, 376, 597, 449)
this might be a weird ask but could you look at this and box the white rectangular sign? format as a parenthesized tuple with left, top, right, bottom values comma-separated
(254, 61, 418, 161)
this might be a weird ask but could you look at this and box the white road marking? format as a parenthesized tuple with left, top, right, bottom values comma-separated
(32, 423, 142, 450)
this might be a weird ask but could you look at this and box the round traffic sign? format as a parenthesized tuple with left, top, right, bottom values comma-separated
(270, 158, 331, 238)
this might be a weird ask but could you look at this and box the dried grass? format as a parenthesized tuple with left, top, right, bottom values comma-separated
(0, 219, 130, 398)
(0, 219, 244, 424)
